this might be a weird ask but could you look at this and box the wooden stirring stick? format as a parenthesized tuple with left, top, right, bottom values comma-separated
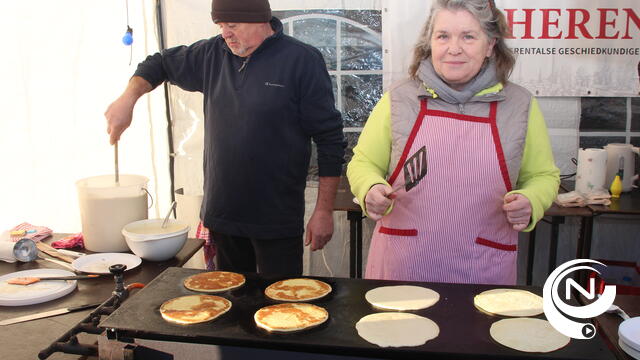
(115, 142, 120, 184)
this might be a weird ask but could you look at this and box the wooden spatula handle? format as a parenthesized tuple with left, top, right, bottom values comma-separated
(36, 242, 76, 263)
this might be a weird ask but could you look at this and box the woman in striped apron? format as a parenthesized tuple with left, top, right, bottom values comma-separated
(347, 0, 560, 285)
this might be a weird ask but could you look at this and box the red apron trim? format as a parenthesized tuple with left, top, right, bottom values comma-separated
(388, 98, 429, 185)
(488, 102, 512, 192)
(425, 109, 491, 123)
(379, 226, 418, 236)
(475, 237, 517, 251)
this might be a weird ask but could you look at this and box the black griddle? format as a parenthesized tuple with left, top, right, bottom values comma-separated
(99, 267, 616, 359)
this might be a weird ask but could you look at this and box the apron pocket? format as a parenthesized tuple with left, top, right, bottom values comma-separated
(379, 226, 418, 236)
(475, 237, 516, 251)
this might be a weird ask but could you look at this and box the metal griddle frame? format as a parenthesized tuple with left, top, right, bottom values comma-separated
(98, 267, 618, 360)
(38, 264, 144, 359)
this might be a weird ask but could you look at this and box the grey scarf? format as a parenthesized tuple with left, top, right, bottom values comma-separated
(417, 58, 499, 104)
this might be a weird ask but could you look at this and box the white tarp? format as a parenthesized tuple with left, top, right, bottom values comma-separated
(0, 1, 169, 233)
(383, 0, 640, 96)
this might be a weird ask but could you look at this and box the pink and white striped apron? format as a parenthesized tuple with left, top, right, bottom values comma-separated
(365, 98, 518, 285)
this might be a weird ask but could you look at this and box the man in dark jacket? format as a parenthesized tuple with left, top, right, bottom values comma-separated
(105, 0, 345, 276)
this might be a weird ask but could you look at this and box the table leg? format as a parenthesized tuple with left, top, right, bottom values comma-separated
(575, 216, 594, 260)
(581, 217, 594, 260)
(348, 211, 356, 278)
(547, 216, 563, 276)
(347, 210, 364, 278)
(575, 216, 594, 287)
(527, 228, 536, 285)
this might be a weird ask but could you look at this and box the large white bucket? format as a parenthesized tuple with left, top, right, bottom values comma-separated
(76, 175, 149, 252)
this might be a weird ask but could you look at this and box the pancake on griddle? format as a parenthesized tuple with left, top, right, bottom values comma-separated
(183, 271, 245, 293)
(159, 294, 231, 325)
(490, 318, 570, 352)
(474, 288, 543, 317)
(365, 285, 439, 310)
(356, 312, 439, 347)
(254, 303, 328, 332)
(264, 278, 331, 302)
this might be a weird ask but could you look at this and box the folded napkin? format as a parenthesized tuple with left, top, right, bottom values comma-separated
(583, 189, 612, 205)
(9, 222, 52, 242)
(555, 190, 612, 207)
(555, 191, 586, 207)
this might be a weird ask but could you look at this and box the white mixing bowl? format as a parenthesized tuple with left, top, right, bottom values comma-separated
(122, 219, 190, 261)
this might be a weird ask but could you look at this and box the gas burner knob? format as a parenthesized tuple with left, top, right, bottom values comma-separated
(109, 264, 128, 276)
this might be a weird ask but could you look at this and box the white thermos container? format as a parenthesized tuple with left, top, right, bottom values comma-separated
(604, 143, 640, 192)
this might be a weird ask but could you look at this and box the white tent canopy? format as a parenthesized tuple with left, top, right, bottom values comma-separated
(0, 1, 170, 233)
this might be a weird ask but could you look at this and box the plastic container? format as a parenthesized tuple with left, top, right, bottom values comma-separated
(76, 175, 149, 252)
(122, 219, 189, 261)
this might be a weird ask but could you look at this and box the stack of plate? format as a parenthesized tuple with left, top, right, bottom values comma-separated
(619, 317, 640, 359)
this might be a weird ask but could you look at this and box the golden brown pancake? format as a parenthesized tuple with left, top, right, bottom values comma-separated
(264, 278, 331, 302)
(159, 294, 231, 325)
(183, 271, 245, 293)
(254, 303, 328, 332)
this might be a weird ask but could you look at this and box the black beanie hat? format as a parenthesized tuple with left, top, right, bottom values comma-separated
(211, 0, 272, 23)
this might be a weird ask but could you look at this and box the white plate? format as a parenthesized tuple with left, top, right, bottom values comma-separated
(71, 253, 141, 274)
(619, 317, 640, 352)
(0, 269, 77, 306)
(619, 338, 640, 360)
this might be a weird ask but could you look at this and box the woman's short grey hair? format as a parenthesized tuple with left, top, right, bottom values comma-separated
(408, 0, 515, 84)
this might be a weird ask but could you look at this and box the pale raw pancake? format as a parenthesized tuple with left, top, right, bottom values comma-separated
(365, 285, 439, 310)
(474, 289, 543, 317)
(254, 303, 328, 332)
(265, 278, 331, 302)
(183, 271, 245, 293)
(490, 318, 570, 353)
(356, 312, 439, 347)
(160, 295, 231, 325)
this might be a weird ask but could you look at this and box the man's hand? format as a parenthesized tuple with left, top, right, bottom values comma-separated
(305, 209, 333, 251)
(105, 76, 153, 145)
(503, 193, 532, 231)
(364, 184, 394, 221)
(104, 96, 135, 145)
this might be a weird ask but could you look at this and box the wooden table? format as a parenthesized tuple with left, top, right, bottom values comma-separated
(589, 187, 640, 216)
(591, 295, 639, 360)
(0, 234, 203, 360)
(586, 187, 640, 261)
(527, 202, 593, 285)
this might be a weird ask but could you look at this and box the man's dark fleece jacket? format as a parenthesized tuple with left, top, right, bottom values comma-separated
(134, 17, 345, 239)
